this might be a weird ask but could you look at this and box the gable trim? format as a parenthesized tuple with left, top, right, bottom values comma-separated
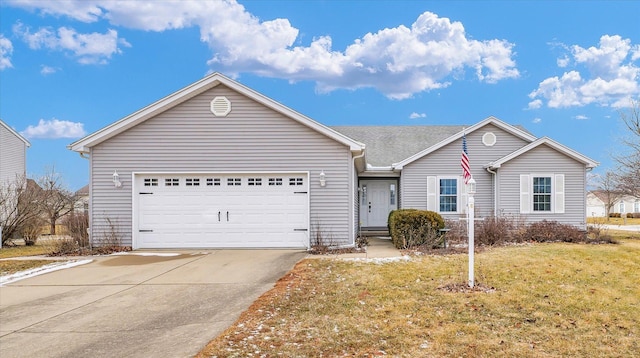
(487, 137, 599, 169)
(0, 119, 31, 147)
(392, 116, 536, 169)
(68, 73, 365, 153)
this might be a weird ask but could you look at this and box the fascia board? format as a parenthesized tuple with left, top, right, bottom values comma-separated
(393, 116, 536, 169)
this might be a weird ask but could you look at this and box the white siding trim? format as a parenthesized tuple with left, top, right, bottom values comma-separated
(520, 174, 531, 214)
(554, 174, 565, 214)
(426, 176, 437, 211)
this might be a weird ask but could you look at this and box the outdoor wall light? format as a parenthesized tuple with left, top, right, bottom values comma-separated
(319, 171, 326, 187)
(467, 176, 476, 195)
(113, 170, 122, 188)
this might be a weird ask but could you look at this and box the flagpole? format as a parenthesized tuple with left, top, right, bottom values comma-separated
(467, 177, 476, 288)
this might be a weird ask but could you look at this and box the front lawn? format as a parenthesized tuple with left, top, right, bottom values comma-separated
(588, 217, 640, 225)
(199, 240, 640, 357)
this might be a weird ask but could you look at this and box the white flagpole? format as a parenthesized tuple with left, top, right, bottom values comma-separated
(467, 177, 476, 288)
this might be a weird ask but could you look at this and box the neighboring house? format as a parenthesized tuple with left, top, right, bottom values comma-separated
(587, 191, 640, 217)
(74, 184, 90, 214)
(69, 73, 598, 250)
(0, 119, 30, 185)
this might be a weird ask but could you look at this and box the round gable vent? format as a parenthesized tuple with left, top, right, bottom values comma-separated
(210, 96, 231, 117)
(482, 132, 497, 147)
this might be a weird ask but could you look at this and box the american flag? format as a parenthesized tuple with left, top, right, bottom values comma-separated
(461, 133, 471, 184)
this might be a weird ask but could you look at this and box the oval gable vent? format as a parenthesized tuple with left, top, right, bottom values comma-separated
(210, 96, 231, 117)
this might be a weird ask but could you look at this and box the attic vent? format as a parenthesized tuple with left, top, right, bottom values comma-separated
(210, 96, 231, 117)
(482, 132, 497, 147)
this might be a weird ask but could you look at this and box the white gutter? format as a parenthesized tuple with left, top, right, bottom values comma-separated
(486, 166, 498, 217)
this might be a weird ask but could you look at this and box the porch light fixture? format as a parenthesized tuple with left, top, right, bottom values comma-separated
(467, 176, 476, 195)
(113, 170, 122, 188)
(319, 171, 326, 187)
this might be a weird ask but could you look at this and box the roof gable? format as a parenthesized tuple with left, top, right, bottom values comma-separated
(488, 137, 599, 169)
(68, 73, 364, 153)
(392, 116, 536, 169)
(0, 119, 31, 147)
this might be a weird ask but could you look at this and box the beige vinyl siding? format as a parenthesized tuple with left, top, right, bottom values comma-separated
(89, 85, 353, 247)
(496, 145, 588, 229)
(0, 124, 27, 185)
(400, 124, 530, 219)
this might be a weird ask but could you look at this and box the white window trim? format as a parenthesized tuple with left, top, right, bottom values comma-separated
(520, 173, 564, 214)
(427, 176, 467, 214)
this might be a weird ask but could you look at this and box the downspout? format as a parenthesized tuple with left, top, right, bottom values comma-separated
(351, 150, 366, 246)
(486, 167, 497, 217)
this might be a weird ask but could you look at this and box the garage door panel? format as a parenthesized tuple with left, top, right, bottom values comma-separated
(136, 173, 309, 248)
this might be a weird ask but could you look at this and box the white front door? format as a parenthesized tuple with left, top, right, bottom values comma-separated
(360, 180, 397, 227)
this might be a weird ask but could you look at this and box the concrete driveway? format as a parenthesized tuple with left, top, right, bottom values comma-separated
(0, 249, 306, 358)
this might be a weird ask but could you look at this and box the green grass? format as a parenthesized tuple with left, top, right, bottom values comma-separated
(199, 240, 640, 357)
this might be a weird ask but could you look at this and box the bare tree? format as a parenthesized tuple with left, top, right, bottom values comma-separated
(36, 167, 78, 235)
(592, 171, 623, 219)
(0, 175, 44, 246)
(613, 100, 640, 197)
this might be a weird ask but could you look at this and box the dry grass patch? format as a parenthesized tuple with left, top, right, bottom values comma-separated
(588, 217, 640, 225)
(0, 259, 54, 275)
(0, 243, 50, 258)
(199, 241, 640, 357)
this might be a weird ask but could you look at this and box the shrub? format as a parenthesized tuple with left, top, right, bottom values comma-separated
(520, 220, 586, 243)
(389, 209, 444, 249)
(609, 213, 621, 218)
(443, 219, 467, 246)
(476, 216, 514, 246)
(62, 212, 89, 248)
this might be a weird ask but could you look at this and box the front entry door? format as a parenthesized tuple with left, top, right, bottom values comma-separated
(360, 180, 398, 227)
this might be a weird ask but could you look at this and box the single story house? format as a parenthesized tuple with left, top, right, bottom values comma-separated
(69, 73, 598, 249)
(587, 191, 640, 217)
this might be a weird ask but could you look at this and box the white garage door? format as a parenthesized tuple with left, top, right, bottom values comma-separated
(134, 173, 309, 249)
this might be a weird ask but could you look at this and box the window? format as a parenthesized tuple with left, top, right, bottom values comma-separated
(439, 178, 457, 212)
(634, 200, 639, 213)
(248, 178, 262, 186)
(533, 177, 552, 212)
(206, 178, 221, 186)
(390, 184, 396, 205)
(186, 178, 200, 186)
(268, 178, 283, 186)
(165, 178, 179, 186)
(289, 177, 304, 186)
(619, 201, 625, 213)
(227, 178, 241, 186)
(520, 174, 564, 214)
(144, 178, 158, 187)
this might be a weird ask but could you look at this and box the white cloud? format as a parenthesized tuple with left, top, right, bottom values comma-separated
(409, 112, 426, 119)
(20, 119, 86, 139)
(529, 35, 640, 109)
(40, 65, 59, 75)
(5, 1, 519, 99)
(574, 114, 588, 120)
(532, 118, 542, 124)
(13, 22, 130, 64)
(0, 35, 13, 70)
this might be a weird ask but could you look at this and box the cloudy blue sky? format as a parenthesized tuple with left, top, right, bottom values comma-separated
(1, 0, 638, 190)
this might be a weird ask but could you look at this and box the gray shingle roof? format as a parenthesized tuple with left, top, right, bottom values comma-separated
(331, 125, 465, 167)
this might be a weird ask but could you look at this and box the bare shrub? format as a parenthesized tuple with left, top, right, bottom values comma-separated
(443, 219, 467, 246)
(476, 216, 514, 246)
(521, 220, 587, 243)
(21, 217, 45, 246)
(48, 237, 82, 256)
(62, 212, 89, 248)
(309, 220, 336, 254)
